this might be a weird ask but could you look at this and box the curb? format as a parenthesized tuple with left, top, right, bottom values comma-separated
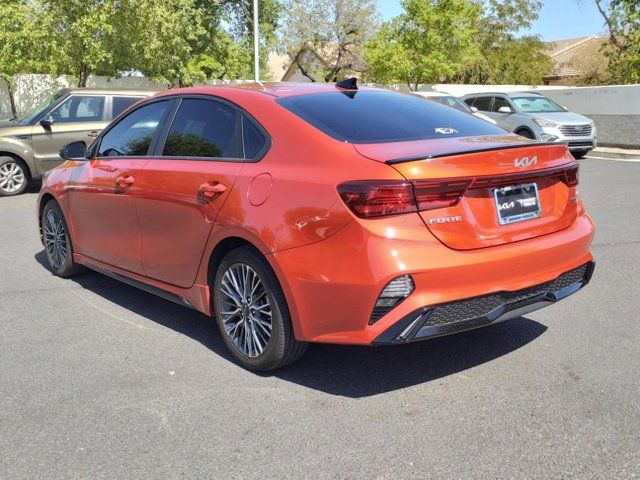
(590, 149, 640, 161)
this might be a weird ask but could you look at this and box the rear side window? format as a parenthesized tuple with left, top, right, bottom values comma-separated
(112, 96, 143, 118)
(277, 91, 504, 144)
(471, 96, 492, 112)
(98, 100, 169, 157)
(242, 115, 268, 160)
(50, 95, 105, 123)
(162, 98, 239, 158)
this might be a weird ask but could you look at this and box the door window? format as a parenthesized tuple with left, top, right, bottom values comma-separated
(471, 96, 492, 112)
(492, 97, 511, 112)
(162, 98, 239, 159)
(112, 96, 144, 119)
(98, 101, 169, 157)
(49, 96, 105, 123)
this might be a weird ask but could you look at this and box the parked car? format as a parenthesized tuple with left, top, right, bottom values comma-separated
(416, 91, 497, 124)
(461, 92, 597, 159)
(0, 88, 156, 196)
(38, 82, 595, 370)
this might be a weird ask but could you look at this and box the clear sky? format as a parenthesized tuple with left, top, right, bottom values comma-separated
(377, 0, 607, 42)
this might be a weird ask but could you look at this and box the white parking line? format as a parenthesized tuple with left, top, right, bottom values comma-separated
(586, 155, 640, 163)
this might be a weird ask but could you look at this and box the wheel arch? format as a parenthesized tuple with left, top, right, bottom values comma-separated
(203, 234, 303, 339)
(0, 151, 34, 180)
(514, 126, 536, 139)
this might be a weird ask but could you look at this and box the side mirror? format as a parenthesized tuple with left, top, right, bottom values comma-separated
(60, 141, 87, 161)
(470, 106, 479, 113)
(498, 106, 513, 114)
(40, 115, 54, 129)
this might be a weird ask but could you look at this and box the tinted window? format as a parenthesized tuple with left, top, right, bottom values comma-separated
(242, 116, 268, 159)
(492, 97, 510, 112)
(472, 96, 492, 112)
(98, 101, 169, 157)
(112, 96, 143, 118)
(162, 99, 238, 158)
(277, 91, 504, 143)
(50, 95, 105, 123)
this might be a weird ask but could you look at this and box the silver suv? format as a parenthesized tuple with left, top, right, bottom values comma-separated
(461, 92, 597, 159)
(0, 88, 155, 196)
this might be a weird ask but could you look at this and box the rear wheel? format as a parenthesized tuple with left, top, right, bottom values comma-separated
(0, 157, 28, 196)
(42, 200, 85, 277)
(213, 246, 307, 371)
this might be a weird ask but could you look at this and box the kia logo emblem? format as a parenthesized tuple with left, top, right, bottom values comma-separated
(514, 155, 538, 167)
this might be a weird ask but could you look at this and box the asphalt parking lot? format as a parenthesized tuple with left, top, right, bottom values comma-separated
(1, 157, 639, 479)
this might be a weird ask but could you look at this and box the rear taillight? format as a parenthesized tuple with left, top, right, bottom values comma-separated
(564, 164, 579, 187)
(337, 181, 417, 218)
(338, 163, 579, 218)
(412, 179, 472, 211)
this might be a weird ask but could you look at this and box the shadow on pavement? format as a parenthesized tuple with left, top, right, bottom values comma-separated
(36, 250, 548, 398)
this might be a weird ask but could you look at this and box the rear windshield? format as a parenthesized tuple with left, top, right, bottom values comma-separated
(276, 91, 505, 144)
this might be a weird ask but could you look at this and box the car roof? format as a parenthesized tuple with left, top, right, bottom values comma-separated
(463, 91, 544, 99)
(153, 82, 388, 100)
(414, 91, 452, 97)
(63, 88, 158, 95)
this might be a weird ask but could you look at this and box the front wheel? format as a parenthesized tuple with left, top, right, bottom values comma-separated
(572, 151, 589, 159)
(0, 157, 28, 196)
(515, 129, 535, 139)
(41, 200, 85, 277)
(213, 246, 307, 371)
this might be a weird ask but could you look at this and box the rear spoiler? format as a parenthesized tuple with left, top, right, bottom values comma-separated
(385, 141, 566, 165)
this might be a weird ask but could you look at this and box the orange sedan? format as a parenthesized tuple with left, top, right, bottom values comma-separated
(37, 81, 595, 370)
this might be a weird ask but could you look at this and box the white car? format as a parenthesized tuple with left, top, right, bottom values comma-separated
(415, 91, 498, 125)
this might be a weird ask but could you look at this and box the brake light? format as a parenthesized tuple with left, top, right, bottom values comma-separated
(564, 164, 579, 187)
(337, 181, 417, 218)
(338, 163, 578, 218)
(413, 179, 472, 211)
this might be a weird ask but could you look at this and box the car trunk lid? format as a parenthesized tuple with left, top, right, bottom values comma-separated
(353, 136, 580, 250)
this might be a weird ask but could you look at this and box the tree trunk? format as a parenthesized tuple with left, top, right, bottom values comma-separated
(78, 63, 89, 87)
(7, 83, 18, 120)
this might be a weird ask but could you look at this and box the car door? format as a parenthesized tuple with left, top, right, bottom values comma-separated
(110, 95, 147, 120)
(31, 94, 108, 172)
(490, 95, 519, 130)
(67, 99, 174, 274)
(134, 96, 245, 288)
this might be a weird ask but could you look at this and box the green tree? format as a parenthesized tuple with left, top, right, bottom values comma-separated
(459, 0, 551, 84)
(596, 0, 640, 83)
(281, 0, 379, 82)
(0, 0, 53, 118)
(40, 0, 132, 87)
(364, 0, 481, 90)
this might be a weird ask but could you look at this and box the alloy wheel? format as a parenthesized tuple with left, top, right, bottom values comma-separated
(219, 263, 273, 358)
(0, 162, 26, 194)
(44, 208, 68, 270)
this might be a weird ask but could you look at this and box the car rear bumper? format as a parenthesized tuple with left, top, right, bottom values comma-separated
(373, 261, 594, 344)
(272, 211, 595, 345)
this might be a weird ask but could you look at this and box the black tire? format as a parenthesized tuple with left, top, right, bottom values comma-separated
(41, 200, 85, 278)
(0, 156, 29, 196)
(516, 129, 535, 139)
(213, 246, 307, 371)
(572, 151, 588, 159)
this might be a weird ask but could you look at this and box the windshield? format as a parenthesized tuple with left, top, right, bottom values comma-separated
(512, 96, 565, 113)
(277, 91, 504, 144)
(430, 95, 471, 113)
(19, 91, 66, 125)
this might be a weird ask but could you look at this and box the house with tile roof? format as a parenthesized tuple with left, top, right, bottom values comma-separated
(543, 35, 610, 86)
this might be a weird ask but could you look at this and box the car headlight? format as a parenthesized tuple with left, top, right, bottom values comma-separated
(533, 118, 559, 128)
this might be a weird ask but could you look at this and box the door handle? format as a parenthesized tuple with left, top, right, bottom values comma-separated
(199, 181, 226, 199)
(87, 130, 99, 138)
(115, 175, 135, 191)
